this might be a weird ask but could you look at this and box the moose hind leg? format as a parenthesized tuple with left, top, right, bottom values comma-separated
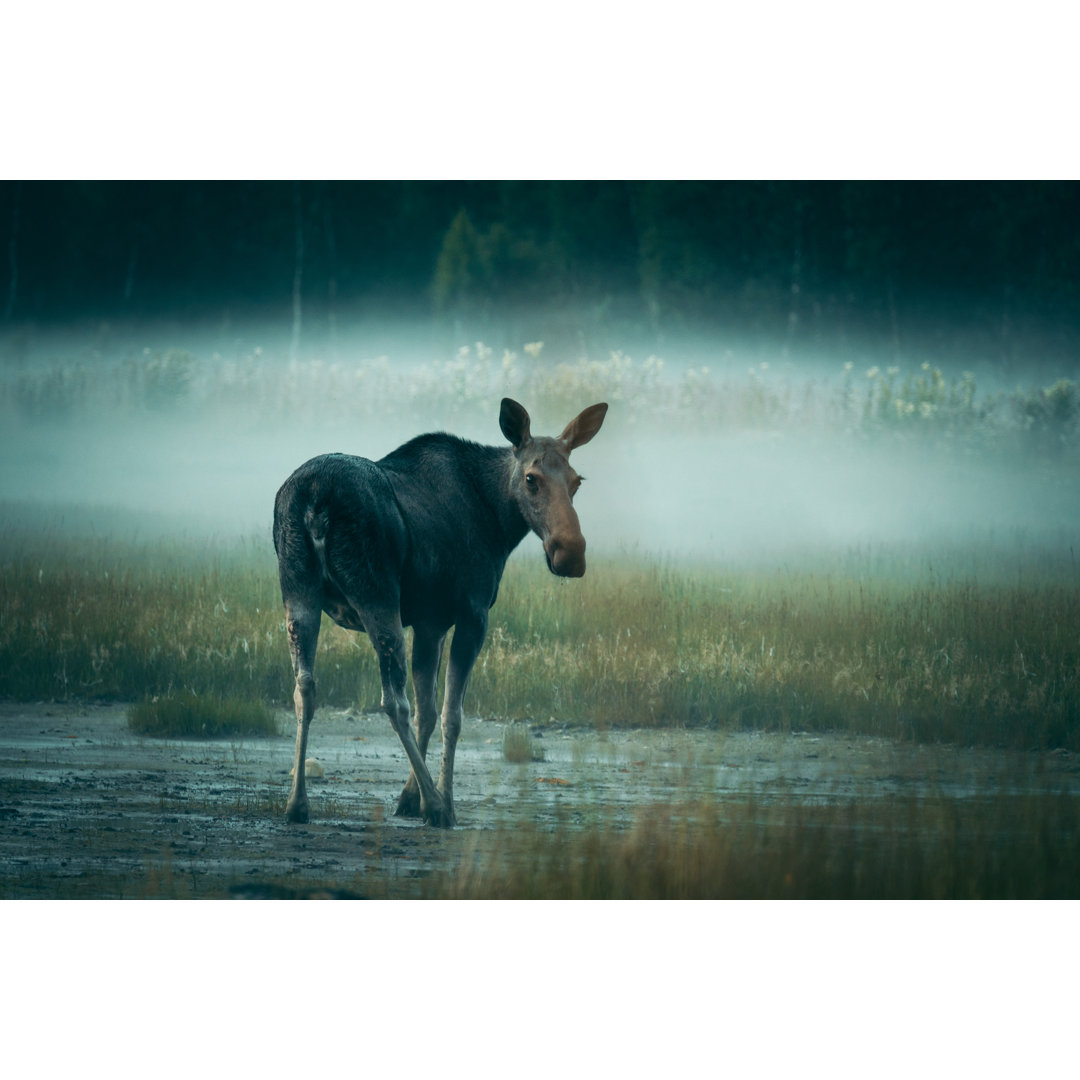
(284, 601, 320, 824)
(396, 628, 445, 819)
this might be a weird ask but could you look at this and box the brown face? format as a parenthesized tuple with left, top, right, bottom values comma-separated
(500, 399, 608, 578)
(518, 438, 588, 576)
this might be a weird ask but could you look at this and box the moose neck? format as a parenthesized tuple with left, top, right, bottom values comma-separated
(379, 434, 533, 568)
(490, 445, 532, 554)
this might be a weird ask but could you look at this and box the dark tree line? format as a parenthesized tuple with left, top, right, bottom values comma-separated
(2, 180, 1078, 353)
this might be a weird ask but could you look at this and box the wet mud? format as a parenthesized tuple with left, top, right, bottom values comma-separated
(1, 702, 1077, 898)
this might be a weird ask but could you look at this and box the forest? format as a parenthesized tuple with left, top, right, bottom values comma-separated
(3, 181, 1078, 364)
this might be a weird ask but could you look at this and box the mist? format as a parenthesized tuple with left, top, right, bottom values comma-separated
(2, 315, 1077, 576)
(2, 180, 1077, 571)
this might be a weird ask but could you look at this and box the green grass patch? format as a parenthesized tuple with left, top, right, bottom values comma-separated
(473, 551, 1080, 750)
(127, 690, 278, 738)
(2, 529, 1078, 752)
(0, 529, 382, 709)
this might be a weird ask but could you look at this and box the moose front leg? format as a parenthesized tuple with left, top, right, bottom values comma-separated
(371, 615, 451, 828)
(435, 615, 486, 827)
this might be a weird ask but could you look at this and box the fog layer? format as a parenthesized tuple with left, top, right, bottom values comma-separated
(2, 322, 1077, 571)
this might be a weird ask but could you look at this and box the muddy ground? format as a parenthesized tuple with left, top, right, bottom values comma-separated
(2, 702, 1077, 898)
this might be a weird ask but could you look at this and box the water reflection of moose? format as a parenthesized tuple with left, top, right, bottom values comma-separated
(273, 398, 608, 827)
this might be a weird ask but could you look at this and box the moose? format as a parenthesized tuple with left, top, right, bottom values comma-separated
(273, 397, 608, 827)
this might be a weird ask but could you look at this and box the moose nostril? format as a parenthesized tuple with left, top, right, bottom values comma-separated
(546, 536, 586, 577)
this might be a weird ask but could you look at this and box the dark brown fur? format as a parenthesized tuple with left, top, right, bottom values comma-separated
(273, 398, 607, 826)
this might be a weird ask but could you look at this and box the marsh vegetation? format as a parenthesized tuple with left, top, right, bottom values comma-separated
(3, 703, 1077, 899)
(127, 691, 277, 739)
(2, 532, 1077, 753)
(2, 338, 1078, 897)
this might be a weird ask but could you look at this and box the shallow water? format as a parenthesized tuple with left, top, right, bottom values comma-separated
(1, 703, 1076, 898)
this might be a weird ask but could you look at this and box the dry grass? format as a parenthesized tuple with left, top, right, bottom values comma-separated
(501, 722, 543, 762)
(474, 552, 1080, 751)
(2, 532, 1077, 753)
(423, 791, 1080, 900)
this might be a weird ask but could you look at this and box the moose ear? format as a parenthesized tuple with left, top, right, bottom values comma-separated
(560, 402, 608, 451)
(499, 398, 532, 450)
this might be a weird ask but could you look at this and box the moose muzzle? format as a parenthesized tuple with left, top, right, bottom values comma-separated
(544, 507, 587, 577)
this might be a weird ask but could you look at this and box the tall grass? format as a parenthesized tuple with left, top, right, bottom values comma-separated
(2, 530, 1077, 751)
(4, 345, 1078, 452)
(471, 553, 1080, 749)
(0, 531, 382, 709)
(424, 791, 1080, 900)
(16, 786, 1079, 899)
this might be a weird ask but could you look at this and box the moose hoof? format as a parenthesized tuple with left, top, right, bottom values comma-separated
(424, 799, 456, 829)
(285, 798, 309, 824)
(394, 786, 421, 819)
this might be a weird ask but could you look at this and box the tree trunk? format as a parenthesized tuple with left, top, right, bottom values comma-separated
(784, 197, 804, 359)
(290, 185, 304, 364)
(324, 191, 338, 360)
(624, 181, 662, 346)
(887, 276, 901, 363)
(123, 240, 138, 303)
(4, 181, 20, 321)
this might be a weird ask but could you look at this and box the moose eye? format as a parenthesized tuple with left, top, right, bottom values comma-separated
(524, 473, 539, 490)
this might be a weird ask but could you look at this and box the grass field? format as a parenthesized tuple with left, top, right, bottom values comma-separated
(1, 529, 1076, 753)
